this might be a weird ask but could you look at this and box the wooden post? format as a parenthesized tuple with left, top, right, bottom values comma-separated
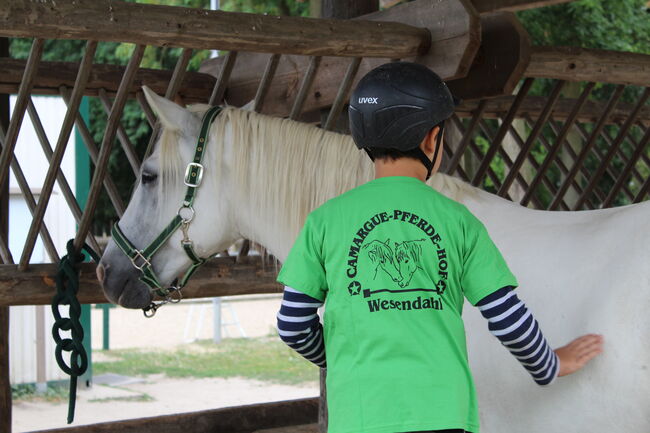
(0, 34, 11, 433)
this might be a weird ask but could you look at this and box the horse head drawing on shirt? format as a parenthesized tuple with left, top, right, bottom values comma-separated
(363, 238, 426, 287)
(363, 239, 402, 284)
(393, 239, 426, 287)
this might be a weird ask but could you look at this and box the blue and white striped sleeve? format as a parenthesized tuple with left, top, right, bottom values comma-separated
(276, 286, 326, 368)
(476, 286, 559, 386)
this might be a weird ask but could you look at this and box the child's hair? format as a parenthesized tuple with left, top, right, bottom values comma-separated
(368, 147, 423, 162)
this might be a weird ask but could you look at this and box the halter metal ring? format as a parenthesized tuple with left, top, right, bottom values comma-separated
(143, 303, 159, 318)
(177, 205, 195, 223)
(130, 250, 151, 270)
(167, 288, 183, 304)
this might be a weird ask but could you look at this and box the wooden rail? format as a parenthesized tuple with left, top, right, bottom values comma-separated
(37, 398, 318, 433)
(0, 0, 430, 58)
(525, 46, 650, 87)
(0, 256, 282, 307)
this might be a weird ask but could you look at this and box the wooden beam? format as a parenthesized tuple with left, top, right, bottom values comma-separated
(0, 0, 429, 59)
(200, 0, 480, 116)
(37, 398, 318, 433)
(447, 12, 531, 100)
(0, 58, 215, 103)
(0, 256, 282, 307)
(471, 0, 577, 13)
(525, 46, 650, 87)
(455, 95, 650, 126)
(0, 34, 10, 433)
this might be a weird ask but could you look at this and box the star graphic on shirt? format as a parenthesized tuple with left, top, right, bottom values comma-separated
(348, 281, 361, 296)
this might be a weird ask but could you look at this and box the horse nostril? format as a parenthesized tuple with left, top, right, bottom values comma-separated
(96, 264, 106, 284)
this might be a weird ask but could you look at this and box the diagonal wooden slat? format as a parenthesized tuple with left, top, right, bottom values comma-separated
(464, 133, 515, 203)
(447, 103, 487, 175)
(633, 174, 650, 203)
(0, 120, 59, 262)
(0, 231, 12, 265)
(548, 85, 626, 210)
(498, 80, 565, 197)
(26, 98, 101, 253)
(73, 44, 146, 253)
(19, 40, 98, 269)
(535, 116, 603, 207)
(566, 120, 632, 202)
(253, 54, 281, 113)
(290, 56, 322, 121)
(324, 57, 362, 131)
(602, 125, 650, 207)
(477, 119, 546, 209)
(144, 48, 195, 159)
(521, 82, 596, 207)
(611, 121, 648, 184)
(573, 87, 650, 210)
(0, 38, 44, 199)
(501, 121, 573, 210)
(98, 88, 140, 175)
(209, 51, 238, 106)
(60, 87, 126, 216)
(471, 78, 534, 186)
(633, 121, 650, 167)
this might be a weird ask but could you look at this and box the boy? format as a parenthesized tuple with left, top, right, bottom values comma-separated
(276, 62, 603, 433)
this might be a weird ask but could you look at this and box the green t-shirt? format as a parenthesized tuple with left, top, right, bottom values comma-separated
(277, 176, 518, 433)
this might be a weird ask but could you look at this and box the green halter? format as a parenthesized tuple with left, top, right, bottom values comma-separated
(111, 106, 222, 317)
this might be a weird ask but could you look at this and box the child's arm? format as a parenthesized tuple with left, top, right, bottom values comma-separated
(476, 286, 603, 385)
(276, 286, 326, 368)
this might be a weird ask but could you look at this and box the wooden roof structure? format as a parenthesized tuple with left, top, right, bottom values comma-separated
(0, 0, 648, 431)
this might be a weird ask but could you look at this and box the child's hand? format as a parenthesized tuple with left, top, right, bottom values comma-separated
(555, 334, 604, 377)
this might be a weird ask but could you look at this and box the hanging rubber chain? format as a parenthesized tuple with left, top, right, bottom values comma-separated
(52, 239, 100, 424)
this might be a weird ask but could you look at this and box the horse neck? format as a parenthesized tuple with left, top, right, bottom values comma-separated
(220, 109, 374, 261)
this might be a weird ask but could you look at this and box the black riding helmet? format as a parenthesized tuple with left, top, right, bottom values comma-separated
(348, 62, 457, 180)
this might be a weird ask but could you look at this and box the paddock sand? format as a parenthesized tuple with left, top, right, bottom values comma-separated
(13, 295, 320, 432)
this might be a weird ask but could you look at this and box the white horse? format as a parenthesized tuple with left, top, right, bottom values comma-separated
(98, 88, 650, 433)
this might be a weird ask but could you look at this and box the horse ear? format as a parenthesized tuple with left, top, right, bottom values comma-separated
(142, 86, 191, 131)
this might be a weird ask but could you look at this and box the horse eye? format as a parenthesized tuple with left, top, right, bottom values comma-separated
(141, 172, 158, 185)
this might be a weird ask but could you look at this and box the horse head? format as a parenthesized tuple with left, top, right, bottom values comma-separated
(97, 87, 238, 309)
(393, 239, 425, 287)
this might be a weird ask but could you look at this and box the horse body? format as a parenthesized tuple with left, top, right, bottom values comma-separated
(99, 93, 649, 433)
(452, 187, 650, 432)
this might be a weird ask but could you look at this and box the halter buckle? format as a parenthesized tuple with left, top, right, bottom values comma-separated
(130, 250, 151, 270)
(184, 162, 204, 187)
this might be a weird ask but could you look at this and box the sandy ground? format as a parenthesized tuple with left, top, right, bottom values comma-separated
(13, 376, 319, 432)
(13, 295, 320, 433)
(90, 294, 285, 349)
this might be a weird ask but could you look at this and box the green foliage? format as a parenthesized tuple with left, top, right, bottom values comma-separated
(220, 0, 309, 16)
(518, 0, 649, 54)
(11, 382, 69, 403)
(93, 337, 320, 385)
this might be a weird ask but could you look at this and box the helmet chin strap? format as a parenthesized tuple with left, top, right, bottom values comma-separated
(416, 122, 444, 181)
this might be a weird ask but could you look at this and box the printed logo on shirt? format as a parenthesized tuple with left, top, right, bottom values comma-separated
(344, 209, 448, 313)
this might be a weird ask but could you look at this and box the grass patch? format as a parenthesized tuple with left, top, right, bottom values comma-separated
(93, 336, 319, 386)
(12, 383, 69, 403)
(89, 393, 154, 403)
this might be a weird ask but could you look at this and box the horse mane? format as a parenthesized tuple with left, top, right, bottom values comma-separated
(157, 105, 486, 255)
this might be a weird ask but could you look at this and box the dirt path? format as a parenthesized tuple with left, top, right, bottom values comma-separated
(14, 375, 318, 432)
